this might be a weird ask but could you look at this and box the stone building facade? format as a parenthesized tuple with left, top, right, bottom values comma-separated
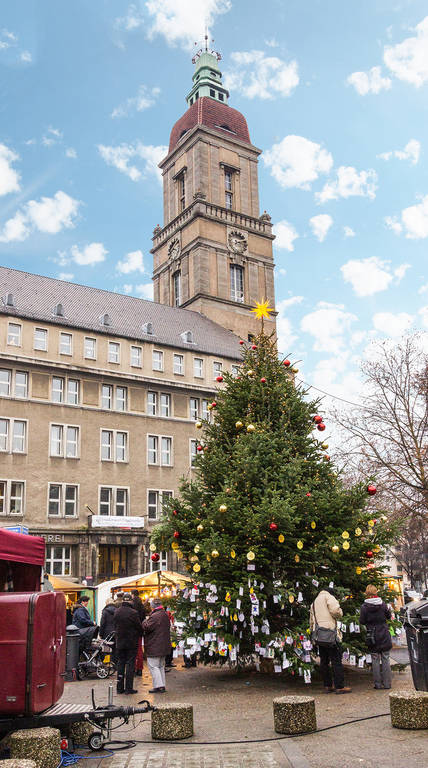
(0, 47, 276, 584)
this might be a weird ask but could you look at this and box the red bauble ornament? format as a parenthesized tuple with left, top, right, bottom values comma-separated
(324, 455, 330, 462)
(151, 552, 160, 562)
(197, 444, 203, 452)
(317, 423, 326, 431)
(216, 376, 223, 382)
(283, 359, 291, 367)
(173, 509, 178, 516)
(306, 492, 312, 497)
(366, 550, 373, 558)
(367, 484, 377, 496)
(173, 531, 180, 539)
(269, 522, 278, 531)
(251, 344, 257, 350)
(313, 415, 323, 424)
(239, 340, 244, 345)
(260, 377, 266, 383)
(367, 562, 375, 570)
(211, 401, 217, 408)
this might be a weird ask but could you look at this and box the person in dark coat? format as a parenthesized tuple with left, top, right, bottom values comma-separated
(73, 596, 95, 628)
(99, 598, 116, 638)
(113, 593, 143, 694)
(142, 598, 172, 693)
(131, 590, 146, 676)
(360, 584, 392, 689)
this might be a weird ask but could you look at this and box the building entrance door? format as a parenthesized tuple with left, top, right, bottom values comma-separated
(98, 545, 128, 581)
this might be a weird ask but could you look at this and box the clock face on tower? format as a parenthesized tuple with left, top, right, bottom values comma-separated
(228, 230, 247, 255)
(168, 238, 180, 260)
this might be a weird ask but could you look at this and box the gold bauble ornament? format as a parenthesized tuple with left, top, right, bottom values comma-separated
(235, 421, 243, 429)
(289, 594, 295, 603)
(342, 531, 350, 539)
(176, 549, 183, 559)
(356, 566, 362, 575)
(294, 554, 300, 563)
(219, 504, 227, 513)
(149, 543, 156, 552)
(211, 550, 219, 558)
(197, 524, 204, 532)
(233, 613, 238, 622)
(194, 544, 200, 553)
(225, 592, 231, 602)
(311, 521, 316, 529)
(246, 424, 255, 433)
(278, 534, 285, 543)
(291, 367, 299, 373)
(321, 443, 329, 449)
(207, 404, 213, 411)
(230, 549, 236, 558)
(193, 563, 201, 572)
(249, 587, 254, 594)
(189, 555, 198, 562)
(247, 369, 255, 377)
(206, 554, 211, 561)
(332, 545, 339, 553)
(171, 541, 179, 551)
(373, 545, 381, 553)
(195, 421, 203, 429)
(368, 519, 375, 527)
(247, 551, 255, 561)
(355, 527, 362, 536)
(297, 540, 303, 550)
(342, 541, 350, 550)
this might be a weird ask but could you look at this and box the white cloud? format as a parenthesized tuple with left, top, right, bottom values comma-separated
(65, 147, 77, 159)
(263, 135, 333, 190)
(309, 214, 333, 242)
(225, 50, 299, 100)
(383, 16, 428, 87)
(372, 312, 414, 337)
(273, 220, 299, 252)
(343, 226, 355, 237)
(42, 127, 63, 147)
(135, 282, 154, 300)
(419, 283, 428, 295)
(276, 298, 299, 353)
(385, 195, 428, 239)
(265, 38, 278, 48)
(280, 295, 304, 309)
(0, 191, 80, 242)
(71, 243, 107, 266)
(98, 141, 167, 183)
(317, 166, 377, 203)
(145, 0, 232, 50)
(111, 85, 161, 118)
(115, 4, 144, 31)
(310, 352, 364, 406)
(0, 144, 20, 196)
(123, 284, 133, 294)
(419, 305, 428, 328)
(301, 302, 357, 353)
(20, 50, 32, 63)
(377, 139, 420, 164)
(58, 272, 74, 281)
(347, 66, 392, 95)
(340, 256, 410, 297)
(117, 249, 145, 274)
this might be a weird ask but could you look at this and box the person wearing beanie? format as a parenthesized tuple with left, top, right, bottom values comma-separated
(113, 592, 143, 695)
(310, 587, 351, 694)
(142, 598, 172, 693)
(360, 584, 392, 689)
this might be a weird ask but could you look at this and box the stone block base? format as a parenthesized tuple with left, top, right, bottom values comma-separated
(390, 691, 428, 729)
(0, 761, 37, 767)
(9, 727, 61, 768)
(152, 703, 193, 740)
(273, 695, 317, 734)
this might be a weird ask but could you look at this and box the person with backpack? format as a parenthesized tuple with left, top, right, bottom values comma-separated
(360, 584, 392, 689)
(310, 587, 352, 694)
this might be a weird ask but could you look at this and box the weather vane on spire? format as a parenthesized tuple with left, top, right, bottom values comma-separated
(192, 26, 222, 64)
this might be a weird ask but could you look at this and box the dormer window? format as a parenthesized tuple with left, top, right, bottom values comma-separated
(210, 89, 215, 97)
(218, 93, 224, 101)
(3, 293, 16, 307)
(142, 322, 154, 335)
(99, 313, 112, 327)
(53, 303, 65, 317)
(181, 330, 194, 344)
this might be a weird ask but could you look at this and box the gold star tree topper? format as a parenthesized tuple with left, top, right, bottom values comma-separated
(251, 299, 273, 320)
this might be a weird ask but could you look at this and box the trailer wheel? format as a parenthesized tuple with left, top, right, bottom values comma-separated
(88, 732, 104, 751)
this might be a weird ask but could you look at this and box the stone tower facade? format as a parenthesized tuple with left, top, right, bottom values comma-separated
(151, 47, 276, 341)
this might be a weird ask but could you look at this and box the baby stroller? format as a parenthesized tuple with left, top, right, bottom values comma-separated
(77, 627, 115, 680)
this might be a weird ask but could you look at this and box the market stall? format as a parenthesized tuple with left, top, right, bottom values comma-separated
(49, 575, 96, 623)
(96, 570, 191, 623)
(0, 528, 45, 592)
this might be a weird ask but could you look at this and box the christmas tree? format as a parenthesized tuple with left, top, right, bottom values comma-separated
(151, 322, 399, 678)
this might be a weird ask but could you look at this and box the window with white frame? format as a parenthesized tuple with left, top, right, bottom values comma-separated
(48, 483, 78, 518)
(108, 341, 120, 363)
(147, 391, 157, 416)
(101, 384, 112, 409)
(7, 323, 21, 346)
(150, 550, 167, 571)
(50, 424, 79, 458)
(15, 372, 28, 398)
(148, 435, 172, 466)
(177, 171, 185, 212)
(160, 393, 170, 417)
(116, 386, 127, 411)
(34, 327, 48, 351)
(173, 271, 181, 307)
(84, 337, 96, 359)
(0, 480, 25, 515)
(161, 436, 172, 466)
(52, 377, 64, 403)
(131, 345, 142, 367)
(173, 354, 184, 375)
(0, 418, 27, 454)
(67, 379, 79, 405)
(190, 439, 198, 467)
(230, 264, 244, 303)
(201, 399, 209, 421)
(152, 350, 163, 371)
(99, 486, 129, 516)
(193, 357, 203, 378)
(189, 397, 199, 420)
(147, 435, 158, 464)
(0, 369, 11, 397)
(59, 332, 72, 355)
(231, 364, 240, 378)
(213, 361, 223, 379)
(147, 489, 172, 521)
(100, 429, 128, 462)
(225, 169, 233, 210)
(45, 544, 72, 575)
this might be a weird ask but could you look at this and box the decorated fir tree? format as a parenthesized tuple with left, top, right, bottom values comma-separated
(151, 320, 399, 679)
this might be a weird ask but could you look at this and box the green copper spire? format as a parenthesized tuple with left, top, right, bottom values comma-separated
(186, 36, 229, 107)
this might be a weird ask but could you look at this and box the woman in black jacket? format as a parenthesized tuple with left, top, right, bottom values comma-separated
(360, 584, 392, 689)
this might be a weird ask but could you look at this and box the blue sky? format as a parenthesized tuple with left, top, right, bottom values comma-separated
(1, 0, 427, 406)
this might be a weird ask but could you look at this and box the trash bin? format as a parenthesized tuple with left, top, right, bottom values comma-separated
(403, 599, 428, 691)
(65, 624, 80, 682)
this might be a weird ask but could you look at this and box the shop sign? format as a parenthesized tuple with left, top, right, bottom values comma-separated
(91, 516, 145, 529)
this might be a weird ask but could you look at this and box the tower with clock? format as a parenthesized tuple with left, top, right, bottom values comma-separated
(151, 41, 276, 341)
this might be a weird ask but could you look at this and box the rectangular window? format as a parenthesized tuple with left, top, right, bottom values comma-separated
(152, 350, 163, 371)
(0, 419, 26, 454)
(67, 379, 79, 405)
(0, 419, 8, 451)
(66, 426, 78, 458)
(189, 397, 199, 420)
(59, 332, 72, 355)
(150, 550, 167, 572)
(148, 435, 158, 464)
(190, 439, 198, 467)
(0, 481, 5, 514)
(193, 358, 203, 378)
(173, 354, 184, 375)
(0, 480, 25, 515)
(218, 92, 224, 101)
(178, 172, 185, 211)
(7, 323, 21, 346)
(15, 372, 28, 398)
(173, 271, 181, 307)
(12, 420, 26, 453)
(231, 364, 240, 378)
(131, 345, 142, 367)
(48, 484, 61, 516)
(115, 488, 127, 516)
(161, 436, 172, 466)
(50, 424, 63, 456)
(230, 264, 244, 303)
(102, 384, 112, 409)
(148, 490, 159, 521)
(0, 369, 11, 397)
(147, 391, 157, 416)
(101, 430, 113, 461)
(213, 361, 223, 379)
(50, 424, 79, 458)
(116, 431, 127, 462)
(52, 377, 64, 403)
(108, 341, 120, 363)
(46, 544, 71, 576)
(161, 490, 173, 513)
(48, 484, 78, 518)
(34, 327, 47, 351)
(160, 393, 170, 417)
(201, 399, 209, 421)
(116, 386, 127, 411)
(100, 487, 112, 516)
(225, 170, 233, 191)
(99, 486, 128, 517)
(84, 337, 96, 359)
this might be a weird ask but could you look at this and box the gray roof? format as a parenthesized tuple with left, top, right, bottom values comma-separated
(0, 265, 242, 360)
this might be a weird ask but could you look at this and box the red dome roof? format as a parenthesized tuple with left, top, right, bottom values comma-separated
(169, 97, 251, 153)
